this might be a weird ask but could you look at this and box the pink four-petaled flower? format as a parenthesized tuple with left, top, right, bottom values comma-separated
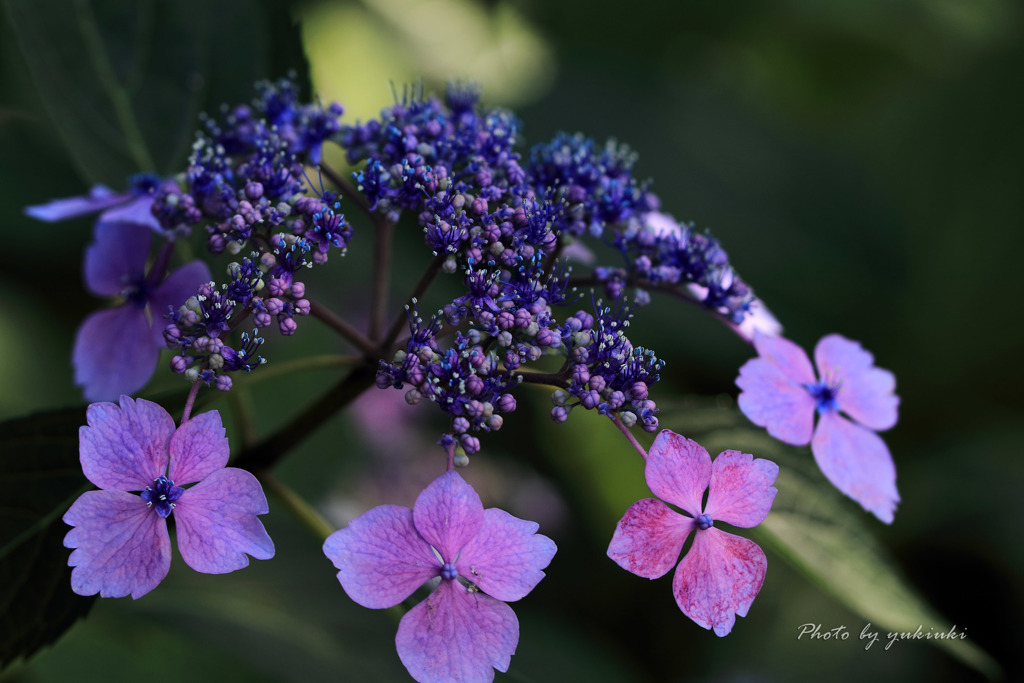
(323, 470, 557, 683)
(736, 332, 899, 522)
(63, 396, 275, 599)
(607, 430, 778, 636)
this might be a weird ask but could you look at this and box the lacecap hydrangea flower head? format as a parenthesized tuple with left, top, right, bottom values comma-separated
(63, 396, 275, 599)
(736, 332, 899, 523)
(608, 430, 778, 636)
(323, 470, 557, 683)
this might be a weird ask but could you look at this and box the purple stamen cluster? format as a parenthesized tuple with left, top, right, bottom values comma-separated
(140, 475, 184, 519)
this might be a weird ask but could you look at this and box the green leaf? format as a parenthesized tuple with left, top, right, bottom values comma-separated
(662, 401, 1002, 680)
(1, 0, 287, 185)
(0, 407, 95, 669)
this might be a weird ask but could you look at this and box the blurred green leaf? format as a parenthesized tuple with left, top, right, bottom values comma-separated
(665, 401, 1002, 680)
(1, 0, 282, 185)
(0, 407, 94, 669)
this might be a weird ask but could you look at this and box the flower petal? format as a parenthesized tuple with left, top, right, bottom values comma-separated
(751, 331, 817, 384)
(174, 468, 275, 573)
(704, 450, 778, 528)
(607, 498, 693, 579)
(95, 195, 161, 233)
(456, 508, 556, 602)
(25, 186, 125, 222)
(396, 580, 518, 683)
(323, 504, 439, 609)
(168, 410, 229, 486)
(63, 489, 170, 599)
(644, 430, 711, 517)
(83, 222, 152, 297)
(814, 334, 899, 432)
(672, 528, 767, 637)
(812, 412, 899, 524)
(148, 260, 212, 346)
(73, 306, 161, 402)
(412, 471, 484, 562)
(736, 355, 816, 446)
(729, 298, 783, 342)
(79, 396, 174, 491)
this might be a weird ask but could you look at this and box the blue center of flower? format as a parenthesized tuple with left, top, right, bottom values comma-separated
(141, 476, 184, 518)
(440, 562, 459, 581)
(805, 380, 840, 414)
(123, 273, 154, 309)
(696, 514, 714, 530)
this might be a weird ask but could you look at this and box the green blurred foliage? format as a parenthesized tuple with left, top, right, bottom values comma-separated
(1, 0, 1022, 681)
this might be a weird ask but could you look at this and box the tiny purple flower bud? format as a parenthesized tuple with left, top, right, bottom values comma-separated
(581, 390, 601, 410)
(551, 405, 570, 423)
(245, 182, 264, 200)
(170, 356, 188, 374)
(214, 375, 233, 391)
(265, 298, 285, 315)
(465, 375, 485, 395)
(163, 324, 182, 346)
(608, 391, 626, 409)
(294, 299, 311, 316)
(460, 434, 480, 454)
(254, 311, 272, 327)
(514, 309, 532, 329)
(496, 394, 516, 413)
(290, 281, 306, 298)
(572, 365, 590, 386)
(496, 310, 516, 330)
(630, 382, 649, 400)
(486, 415, 503, 431)
(589, 375, 607, 392)
(268, 278, 288, 297)
(452, 417, 470, 434)
(279, 317, 298, 336)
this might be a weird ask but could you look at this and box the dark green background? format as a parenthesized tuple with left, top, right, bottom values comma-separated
(1, 1, 1021, 681)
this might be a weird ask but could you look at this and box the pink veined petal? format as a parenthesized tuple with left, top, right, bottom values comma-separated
(174, 468, 275, 574)
(412, 471, 485, 562)
(79, 396, 175, 491)
(148, 260, 212, 346)
(812, 412, 899, 524)
(736, 356, 816, 446)
(456, 508, 556, 602)
(73, 306, 161, 402)
(168, 410, 229, 486)
(396, 580, 518, 683)
(95, 195, 161, 233)
(814, 334, 899, 432)
(24, 186, 125, 222)
(63, 489, 171, 599)
(607, 498, 693, 580)
(672, 528, 767, 637)
(644, 430, 711, 517)
(323, 504, 439, 609)
(83, 222, 152, 297)
(704, 450, 779, 528)
(751, 331, 817, 385)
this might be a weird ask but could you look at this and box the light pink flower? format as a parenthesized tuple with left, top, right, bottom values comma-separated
(608, 430, 777, 636)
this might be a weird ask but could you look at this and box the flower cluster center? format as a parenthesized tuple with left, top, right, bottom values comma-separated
(696, 513, 714, 530)
(805, 380, 840, 414)
(141, 475, 184, 518)
(440, 562, 459, 581)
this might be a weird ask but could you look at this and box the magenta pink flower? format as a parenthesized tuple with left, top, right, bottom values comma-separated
(607, 430, 778, 636)
(63, 397, 275, 599)
(323, 470, 556, 683)
(736, 332, 899, 523)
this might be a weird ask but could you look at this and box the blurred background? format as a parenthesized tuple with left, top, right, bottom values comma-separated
(1, 0, 1022, 681)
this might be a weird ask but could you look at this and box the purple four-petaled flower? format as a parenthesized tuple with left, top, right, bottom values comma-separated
(323, 470, 557, 683)
(63, 396, 275, 599)
(74, 222, 210, 401)
(607, 430, 778, 636)
(736, 332, 900, 523)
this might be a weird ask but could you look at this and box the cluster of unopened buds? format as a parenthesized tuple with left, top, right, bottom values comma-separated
(27, 76, 900, 682)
